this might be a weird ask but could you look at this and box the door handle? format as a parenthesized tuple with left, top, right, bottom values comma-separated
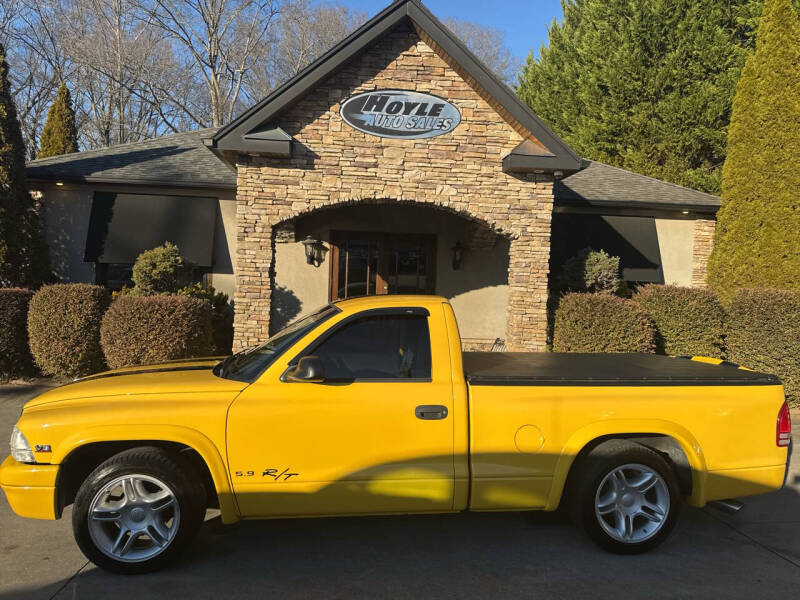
(415, 405, 448, 420)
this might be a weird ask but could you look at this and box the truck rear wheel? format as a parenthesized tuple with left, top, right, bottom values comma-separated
(570, 440, 681, 554)
(72, 446, 205, 574)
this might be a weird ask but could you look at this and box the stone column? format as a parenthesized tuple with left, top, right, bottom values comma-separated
(691, 218, 716, 288)
(505, 176, 555, 352)
(232, 173, 276, 352)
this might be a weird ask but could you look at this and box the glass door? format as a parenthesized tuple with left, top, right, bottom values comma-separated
(330, 232, 436, 300)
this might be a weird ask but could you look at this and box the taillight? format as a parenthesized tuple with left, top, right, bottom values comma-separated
(777, 401, 791, 447)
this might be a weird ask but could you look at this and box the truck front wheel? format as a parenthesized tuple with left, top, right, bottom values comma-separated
(570, 440, 681, 554)
(72, 446, 206, 574)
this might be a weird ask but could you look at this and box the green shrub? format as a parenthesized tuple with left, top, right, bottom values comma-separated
(559, 248, 624, 294)
(178, 283, 233, 355)
(131, 242, 188, 294)
(101, 295, 213, 368)
(0, 288, 35, 379)
(553, 292, 656, 353)
(726, 289, 800, 405)
(634, 285, 725, 358)
(27, 284, 109, 378)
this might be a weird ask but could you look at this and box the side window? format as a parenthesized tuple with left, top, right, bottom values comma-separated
(310, 315, 432, 381)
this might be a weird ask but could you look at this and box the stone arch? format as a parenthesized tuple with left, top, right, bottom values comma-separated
(233, 193, 553, 353)
(274, 197, 513, 249)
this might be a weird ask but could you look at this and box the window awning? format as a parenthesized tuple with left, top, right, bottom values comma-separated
(84, 192, 217, 267)
(551, 214, 664, 283)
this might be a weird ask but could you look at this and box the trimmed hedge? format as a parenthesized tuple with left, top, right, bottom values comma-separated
(634, 285, 725, 358)
(28, 284, 109, 378)
(101, 295, 213, 368)
(0, 288, 35, 379)
(726, 289, 800, 405)
(177, 283, 233, 355)
(553, 293, 656, 353)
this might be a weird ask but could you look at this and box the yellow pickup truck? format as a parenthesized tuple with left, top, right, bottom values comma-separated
(1, 295, 791, 573)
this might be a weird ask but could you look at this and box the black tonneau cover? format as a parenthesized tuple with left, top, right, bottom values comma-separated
(464, 353, 780, 386)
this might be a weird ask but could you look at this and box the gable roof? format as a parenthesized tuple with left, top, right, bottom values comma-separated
(206, 0, 582, 174)
(26, 128, 236, 190)
(556, 160, 720, 213)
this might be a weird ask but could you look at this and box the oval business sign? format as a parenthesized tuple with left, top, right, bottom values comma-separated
(340, 89, 461, 139)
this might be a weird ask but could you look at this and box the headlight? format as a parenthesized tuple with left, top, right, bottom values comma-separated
(10, 425, 35, 463)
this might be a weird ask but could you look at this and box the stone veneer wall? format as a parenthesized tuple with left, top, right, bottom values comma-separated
(234, 27, 554, 351)
(691, 218, 716, 288)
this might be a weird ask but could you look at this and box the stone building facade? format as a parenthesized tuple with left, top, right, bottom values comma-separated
(232, 27, 556, 351)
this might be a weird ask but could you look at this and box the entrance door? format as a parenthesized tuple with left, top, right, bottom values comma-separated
(330, 231, 436, 300)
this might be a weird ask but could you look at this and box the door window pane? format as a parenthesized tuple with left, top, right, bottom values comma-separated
(331, 232, 436, 300)
(346, 241, 369, 297)
(311, 315, 432, 380)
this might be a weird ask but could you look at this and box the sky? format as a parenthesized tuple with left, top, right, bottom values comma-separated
(332, 0, 566, 61)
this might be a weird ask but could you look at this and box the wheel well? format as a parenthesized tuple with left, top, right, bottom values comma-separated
(561, 434, 693, 507)
(56, 441, 218, 516)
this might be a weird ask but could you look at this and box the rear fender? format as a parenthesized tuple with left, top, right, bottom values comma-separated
(547, 419, 707, 510)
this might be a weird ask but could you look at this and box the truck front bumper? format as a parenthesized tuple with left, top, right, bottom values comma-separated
(0, 455, 59, 520)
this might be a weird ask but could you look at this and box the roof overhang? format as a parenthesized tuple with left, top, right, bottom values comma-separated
(554, 197, 720, 215)
(207, 0, 582, 175)
(27, 175, 236, 191)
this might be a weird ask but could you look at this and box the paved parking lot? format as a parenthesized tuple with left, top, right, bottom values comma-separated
(2, 384, 800, 599)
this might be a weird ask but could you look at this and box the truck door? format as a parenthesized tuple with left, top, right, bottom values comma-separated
(226, 307, 456, 517)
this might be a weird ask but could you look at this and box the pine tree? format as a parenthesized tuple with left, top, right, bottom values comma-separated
(517, 0, 800, 195)
(0, 43, 51, 287)
(706, 0, 800, 302)
(38, 83, 78, 159)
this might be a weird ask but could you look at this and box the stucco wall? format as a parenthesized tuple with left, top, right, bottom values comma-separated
(207, 197, 238, 298)
(36, 183, 237, 297)
(271, 204, 509, 342)
(654, 218, 694, 286)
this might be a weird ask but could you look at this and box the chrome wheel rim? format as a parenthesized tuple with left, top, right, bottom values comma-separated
(594, 463, 670, 543)
(88, 474, 180, 563)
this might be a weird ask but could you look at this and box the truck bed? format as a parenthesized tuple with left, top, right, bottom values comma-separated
(463, 352, 780, 386)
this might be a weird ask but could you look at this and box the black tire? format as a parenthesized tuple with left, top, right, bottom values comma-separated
(569, 440, 681, 554)
(72, 446, 206, 574)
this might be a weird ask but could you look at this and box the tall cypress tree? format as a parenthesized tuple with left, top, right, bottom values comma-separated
(0, 43, 51, 287)
(39, 83, 78, 159)
(707, 0, 800, 302)
(517, 0, 799, 194)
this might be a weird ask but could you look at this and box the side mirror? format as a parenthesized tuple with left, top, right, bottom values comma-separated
(283, 355, 325, 383)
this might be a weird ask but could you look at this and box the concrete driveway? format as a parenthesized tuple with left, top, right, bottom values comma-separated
(1, 385, 800, 600)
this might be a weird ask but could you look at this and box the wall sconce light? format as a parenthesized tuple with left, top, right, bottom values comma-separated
(451, 241, 464, 270)
(302, 235, 328, 267)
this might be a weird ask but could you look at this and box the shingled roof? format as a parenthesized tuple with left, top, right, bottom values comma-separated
(25, 129, 720, 212)
(556, 160, 720, 213)
(26, 128, 236, 190)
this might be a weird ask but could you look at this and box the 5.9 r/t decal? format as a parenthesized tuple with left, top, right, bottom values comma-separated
(262, 467, 299, 481)
(235, 467, 299, 481)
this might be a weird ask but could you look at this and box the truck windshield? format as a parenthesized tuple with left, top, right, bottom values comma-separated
(214, 305, 340, 383)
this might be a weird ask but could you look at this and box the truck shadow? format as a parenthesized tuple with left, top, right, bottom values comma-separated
(2, 444, 799, 599)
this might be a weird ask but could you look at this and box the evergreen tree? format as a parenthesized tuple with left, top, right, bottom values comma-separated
(517, 0, 800, 194)
(0, 43, 51, 287)
(707, 0, 800, 302)
(38, 83, 78, 159)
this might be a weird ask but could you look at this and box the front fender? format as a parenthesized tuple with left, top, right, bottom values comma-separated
(55, 424, 240, 523)
(546, 419, 708, 510)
